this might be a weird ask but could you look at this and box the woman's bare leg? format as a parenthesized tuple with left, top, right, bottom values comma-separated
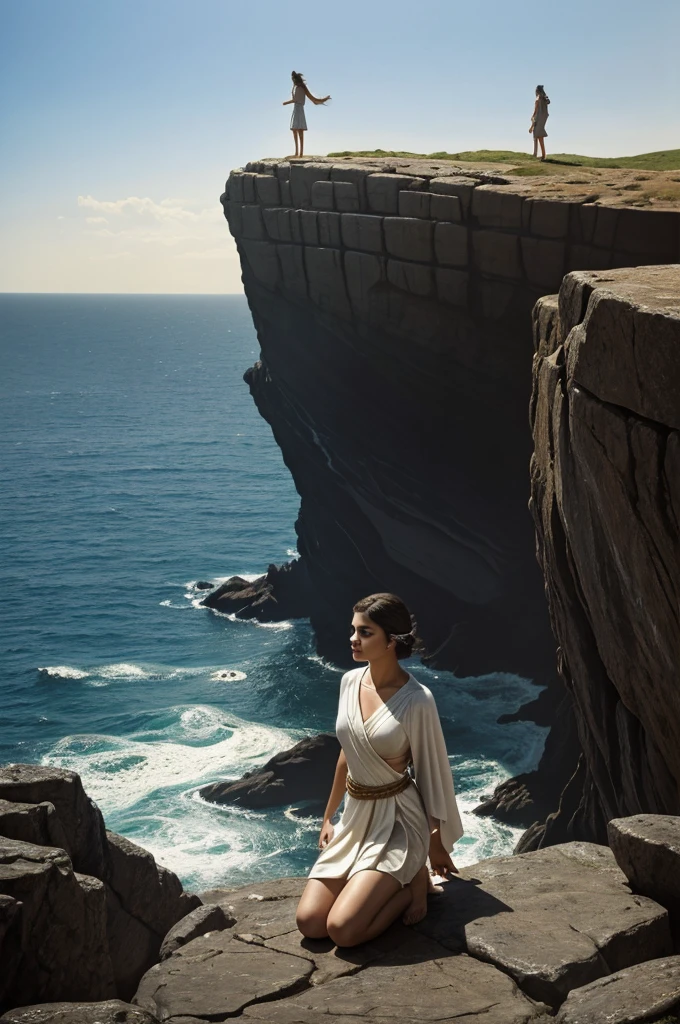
(539, 137, 546, 159)
(326, 870, 412, 947)
(296, 877, 345, 938)
(533, 136, 538, 158)
(298, 129, 305, 158)
(402, 864, 429, 925)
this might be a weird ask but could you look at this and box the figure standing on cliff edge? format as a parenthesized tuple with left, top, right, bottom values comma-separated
(530, 85, 550, 160)
(282, 71, 330, 159)
(296, 593, 463, 947)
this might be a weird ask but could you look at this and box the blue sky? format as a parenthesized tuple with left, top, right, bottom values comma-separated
(1, 0, 678, 293)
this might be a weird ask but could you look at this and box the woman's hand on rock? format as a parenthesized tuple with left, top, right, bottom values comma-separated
(429, 836, 459, 878)
(319, 820, 334, 849)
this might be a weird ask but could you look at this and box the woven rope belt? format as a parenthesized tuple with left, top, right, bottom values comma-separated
(346, 772, 411, 801)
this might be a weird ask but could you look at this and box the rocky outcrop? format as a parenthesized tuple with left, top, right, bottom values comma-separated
(0, 765, 201, 1012)
(526, 266, 680, 849)
(553, 956, 680, 1024)
(199, 733, 340, 809)
(201, 559, 312, 621)
(222, 158, 680, 690)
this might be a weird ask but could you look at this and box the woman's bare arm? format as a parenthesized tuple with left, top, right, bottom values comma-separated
(304, 85, 331, 105)
(322, 749, 348, 821)
(282, 98, 294, 105)
(318, 749, 347, 849)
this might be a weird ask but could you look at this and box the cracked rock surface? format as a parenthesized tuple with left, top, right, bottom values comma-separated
(132, 841, 672, 1021)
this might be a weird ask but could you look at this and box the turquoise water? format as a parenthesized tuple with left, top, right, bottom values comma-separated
(0, 294, 547, 891)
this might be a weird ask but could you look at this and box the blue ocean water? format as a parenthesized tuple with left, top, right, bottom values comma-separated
(0, 294, 548, 892)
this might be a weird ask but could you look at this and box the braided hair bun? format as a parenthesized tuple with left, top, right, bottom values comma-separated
(353, 592, 421, 660)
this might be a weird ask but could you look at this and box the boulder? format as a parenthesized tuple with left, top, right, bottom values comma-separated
(0, 1002, 159, 1024)
(0, 766, 107, 878)
(608, 815, 680, 916)
(199, 733, 340, 809)
(159, 904, 234, 961)
(554, 955, 680, 1024)
(0, 838, 116, 1006)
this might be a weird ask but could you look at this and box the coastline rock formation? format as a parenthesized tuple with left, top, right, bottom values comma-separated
(199, 733, 340, 809)
(0, 765, 201, 1011)
(525, 266, 680, 849)
(221, 157, 680, 687)
(222, 157, 680, 845)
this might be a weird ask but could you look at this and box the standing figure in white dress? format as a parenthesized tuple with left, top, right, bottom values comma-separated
(296, 593, 464, 947)
(530, 84, 550, 160)
(282, 70, 330, 159)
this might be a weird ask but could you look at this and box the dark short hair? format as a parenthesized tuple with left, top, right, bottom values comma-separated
(353, 593, 420, 659)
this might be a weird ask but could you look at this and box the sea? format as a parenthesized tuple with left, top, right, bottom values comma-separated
(0, 293, 548, 893)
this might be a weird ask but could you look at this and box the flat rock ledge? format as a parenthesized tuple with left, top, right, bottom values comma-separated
(9, 839, 676, 1024)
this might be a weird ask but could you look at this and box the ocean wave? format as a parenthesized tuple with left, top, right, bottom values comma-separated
(42, 705, 299, 815)
(210, 669, 247, 682)
(38, 665, 89, 680)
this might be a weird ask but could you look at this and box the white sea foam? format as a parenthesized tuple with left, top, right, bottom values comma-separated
(38, 665, 89, 680)
(286, 548, 299, 558)
(210, 669, 247, 682)
(42, 706, 299, 814)
(98, 662, 150, 680)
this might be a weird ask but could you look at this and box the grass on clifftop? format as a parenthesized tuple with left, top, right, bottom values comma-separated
(327, 148, 680, 172)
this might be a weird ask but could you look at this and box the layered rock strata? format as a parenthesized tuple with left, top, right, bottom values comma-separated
(0, 765, 201, 1011)
(221, 158, 680, 691)
(526, 266, 680, 849)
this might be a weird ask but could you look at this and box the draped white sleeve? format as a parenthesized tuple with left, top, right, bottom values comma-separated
(403, 684, 464, 852)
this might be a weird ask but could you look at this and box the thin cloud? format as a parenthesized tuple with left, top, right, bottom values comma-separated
(86, 216, 108, 224)
(175, 247, 234, 260)
(77, 195, 217, 223)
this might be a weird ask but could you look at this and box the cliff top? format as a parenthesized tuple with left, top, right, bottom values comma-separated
(252, 155, 680, 210)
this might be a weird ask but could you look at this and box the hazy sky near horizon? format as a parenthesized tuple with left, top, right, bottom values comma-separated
(1, 0, 678, 294)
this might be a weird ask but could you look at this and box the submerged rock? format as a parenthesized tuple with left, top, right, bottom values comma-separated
(199, 733, 340, 809)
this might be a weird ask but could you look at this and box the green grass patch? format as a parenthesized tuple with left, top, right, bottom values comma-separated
(326, 149, 680, 171)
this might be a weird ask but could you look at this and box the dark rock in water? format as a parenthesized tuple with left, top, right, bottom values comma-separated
(608, 815, 680, 918)
(199, 733, 340, 809)
(0, 1001, 159, 1023)
(194, 581, 213, 590)
(201, 558, 311, 622)
(159, 903, 234, 961)
(0, 765, 201, 1010)
(553, 955, 680, 1024)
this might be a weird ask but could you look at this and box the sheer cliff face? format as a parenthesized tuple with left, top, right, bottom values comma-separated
(529, 266, 680, 845)
(222, 158, 680, 683)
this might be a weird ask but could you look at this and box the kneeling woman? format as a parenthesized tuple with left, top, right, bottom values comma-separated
(296, 593, 463, 947)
